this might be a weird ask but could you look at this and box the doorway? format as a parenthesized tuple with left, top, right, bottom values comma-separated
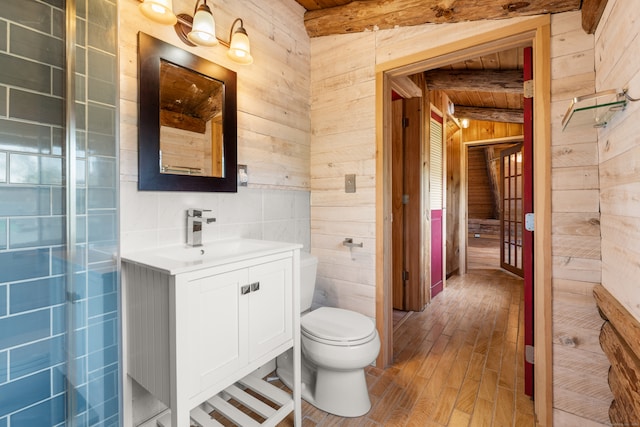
(375, 17, 552, 424)
(500, 143, 525, 276)
(466, 140, 524, 271)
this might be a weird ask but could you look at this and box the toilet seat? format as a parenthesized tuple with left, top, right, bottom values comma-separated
(301, 307, 377, 346)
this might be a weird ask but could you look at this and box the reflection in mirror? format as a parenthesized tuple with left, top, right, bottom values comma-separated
(138, 32, 237, 192)
(159, 60, 224, 177)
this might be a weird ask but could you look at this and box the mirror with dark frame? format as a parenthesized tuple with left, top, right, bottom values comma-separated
(138, 32, 237, 192)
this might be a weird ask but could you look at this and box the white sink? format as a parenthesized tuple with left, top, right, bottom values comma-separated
(122, 238, 301, 274)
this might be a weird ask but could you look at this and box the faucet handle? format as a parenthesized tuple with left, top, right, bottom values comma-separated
(187, 208, 211, 217)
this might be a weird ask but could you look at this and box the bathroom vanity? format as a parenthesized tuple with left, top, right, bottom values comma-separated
(122, 239, 302, 427)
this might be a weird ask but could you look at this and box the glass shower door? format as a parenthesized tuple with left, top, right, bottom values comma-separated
(0, 0, 120, 425)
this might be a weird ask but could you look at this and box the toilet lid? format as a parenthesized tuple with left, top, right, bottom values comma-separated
(301, 307, 376, 344)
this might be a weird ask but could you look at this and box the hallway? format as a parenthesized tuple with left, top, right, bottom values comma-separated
(281, 269, 535, 426)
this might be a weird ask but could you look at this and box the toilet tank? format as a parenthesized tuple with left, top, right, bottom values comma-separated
(300, 252, 318, 312)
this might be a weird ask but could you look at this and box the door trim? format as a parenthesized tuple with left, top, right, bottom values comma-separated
(375, 15, 552, 426)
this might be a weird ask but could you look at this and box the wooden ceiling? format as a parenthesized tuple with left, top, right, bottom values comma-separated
(159, 61, 223, 133)
(296, 0, 610, 124)
(294, 0, 608, 37)
(425, 48, 525, 123)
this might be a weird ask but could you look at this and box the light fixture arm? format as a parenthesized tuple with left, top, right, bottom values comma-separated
(192, 0, 205, 16)
(228, 18, 244, 46)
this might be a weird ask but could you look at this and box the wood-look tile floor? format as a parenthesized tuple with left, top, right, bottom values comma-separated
(467, 236, 501, 271)
(276, 269, 535, 427)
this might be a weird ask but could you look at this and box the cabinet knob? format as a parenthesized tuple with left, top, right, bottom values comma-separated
(240, 285, 251, 295)
(250, 282, 260, 292)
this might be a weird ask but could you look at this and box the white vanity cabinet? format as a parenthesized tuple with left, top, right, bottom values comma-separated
(123, 240, 301, 427)
(184, 256, 292, 395)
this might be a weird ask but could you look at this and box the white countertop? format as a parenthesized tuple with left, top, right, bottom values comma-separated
(121, 238, 302, 275)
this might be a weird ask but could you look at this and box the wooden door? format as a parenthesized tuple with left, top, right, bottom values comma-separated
(392, 98, 405, 310)
(500, 143, 524, 277)
(392, 96, 423, 311)
(430, 110, 444, 299)
(404, 98, 422, 310)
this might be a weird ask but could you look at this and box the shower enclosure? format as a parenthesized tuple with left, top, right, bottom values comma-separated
(0, 0, 120, 425)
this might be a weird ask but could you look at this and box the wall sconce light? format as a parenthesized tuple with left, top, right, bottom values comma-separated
(460, 118, 470, 129)
(138, 0, 253, 64)
(139, 0, 177, 25)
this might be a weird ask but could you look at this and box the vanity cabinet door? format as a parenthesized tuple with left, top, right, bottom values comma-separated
(247, 257, 293, 360)
(187, 268, 249, 395)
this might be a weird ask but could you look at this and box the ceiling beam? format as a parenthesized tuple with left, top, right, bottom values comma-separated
(303, 0, 581, 37)
(455, 106, 523, 123)
(582, 0, 609, 34)
(425, 69, 524, 93)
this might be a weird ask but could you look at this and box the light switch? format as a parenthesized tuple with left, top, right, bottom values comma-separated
(345, 174, 356, 193)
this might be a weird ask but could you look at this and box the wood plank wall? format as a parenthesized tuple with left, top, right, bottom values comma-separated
(462, 120, 523, 142)
(119, 0, 311, 189)
(467, 147, 495, 219)
(549, 11, 611, 426)
(594, 1, 640, 422)
(446, 121, 461, 277)
(311, 12, 614, 427)
(310, 32, 377, 318)
(594, 0, 640, 332)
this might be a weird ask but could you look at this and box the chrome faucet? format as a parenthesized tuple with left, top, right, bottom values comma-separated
(186, 209, 216, 247)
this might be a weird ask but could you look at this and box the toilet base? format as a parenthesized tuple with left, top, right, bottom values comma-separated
(313, 366, 371, 417)
(276, 349, 372, 418)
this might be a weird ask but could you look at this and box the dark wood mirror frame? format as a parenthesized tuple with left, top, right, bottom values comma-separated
(138, 32, 237, 192)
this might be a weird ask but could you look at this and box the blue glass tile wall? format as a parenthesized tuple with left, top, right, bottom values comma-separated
(0, 0, 120, 426)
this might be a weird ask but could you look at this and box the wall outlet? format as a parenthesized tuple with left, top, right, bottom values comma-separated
(238, 164, 248, 186)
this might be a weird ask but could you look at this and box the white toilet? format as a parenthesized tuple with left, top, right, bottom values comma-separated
(276, 252, 380, 417)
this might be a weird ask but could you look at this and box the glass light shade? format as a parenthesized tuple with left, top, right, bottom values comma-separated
(187, 4, 218, 47)
(227, 27, 253, 64)
(139, 0, 177, 25)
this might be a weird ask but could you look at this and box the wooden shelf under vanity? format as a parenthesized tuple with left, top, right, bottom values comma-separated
(157, 375, 294, 427)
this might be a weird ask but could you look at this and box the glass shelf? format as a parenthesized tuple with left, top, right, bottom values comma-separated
(562, 89, 627, 131)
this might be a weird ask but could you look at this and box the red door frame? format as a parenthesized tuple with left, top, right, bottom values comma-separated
(523, 46, 535, 398)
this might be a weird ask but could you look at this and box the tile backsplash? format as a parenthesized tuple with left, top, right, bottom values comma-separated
(120, 181, 311, 253)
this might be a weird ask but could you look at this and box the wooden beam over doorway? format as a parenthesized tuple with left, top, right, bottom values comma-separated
(303, 0, 580, 37)
(425, 69, 524, 93)
(582, 0, 609, 34)
(455, 106, 523, 123)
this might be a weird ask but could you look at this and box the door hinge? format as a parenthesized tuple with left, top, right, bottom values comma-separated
(524, 80, 534, 99)
(402, 194, 409, 204)
(525, 213, 534, 231)
(402, 117, 409, 128)
(525, 345, 535, 364)
(403, 270, 409, 281)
